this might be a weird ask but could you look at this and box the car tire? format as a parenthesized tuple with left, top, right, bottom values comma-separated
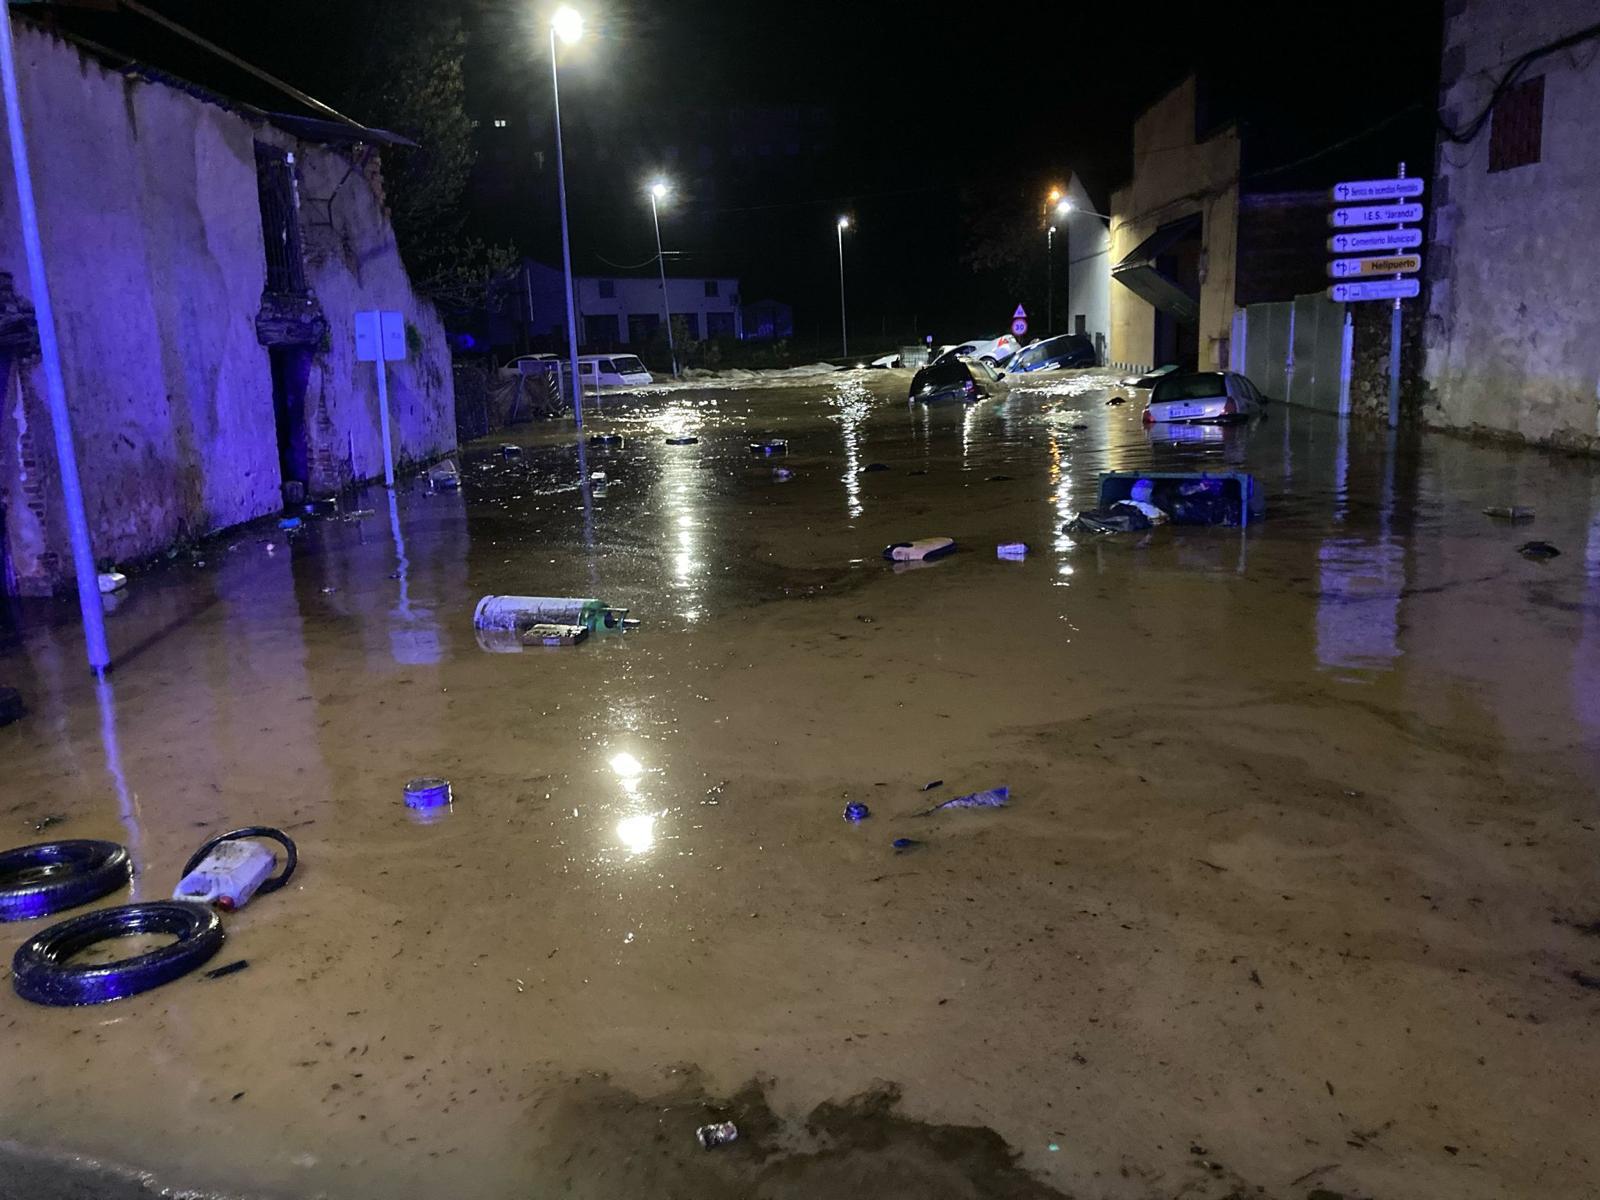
(12, 900, 224, 1006)
(980, 356, 997, 369)
(0, 840, 132, 923)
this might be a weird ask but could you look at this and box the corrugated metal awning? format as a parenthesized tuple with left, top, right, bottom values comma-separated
(1111, 213, 1203, 325)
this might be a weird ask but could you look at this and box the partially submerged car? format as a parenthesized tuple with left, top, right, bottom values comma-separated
(578, 354, 653, 388)
(1141, 371, 1264, 424)
(908, 357, 988, 404)
(934, 333, 1021, 368)
(1004, 333, 1098, 375)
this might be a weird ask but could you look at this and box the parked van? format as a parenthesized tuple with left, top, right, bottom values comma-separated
(578, 354, 653, 388)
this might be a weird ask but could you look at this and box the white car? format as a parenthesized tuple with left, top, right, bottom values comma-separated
(1141, 370, 1265, 424)
(935, 333, 1020, 368)
(578, 354, 653, 388)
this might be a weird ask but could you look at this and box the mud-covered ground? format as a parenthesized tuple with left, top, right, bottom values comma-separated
(1, 368, 1598, 1199)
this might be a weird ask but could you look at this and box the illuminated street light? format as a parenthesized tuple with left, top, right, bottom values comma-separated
(836, 216, 851, 358)
(549, 7, 584, 424)
(648, 179, 677, 378)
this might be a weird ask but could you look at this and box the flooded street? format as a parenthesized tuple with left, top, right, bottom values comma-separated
(2, 369, 1598, 1199)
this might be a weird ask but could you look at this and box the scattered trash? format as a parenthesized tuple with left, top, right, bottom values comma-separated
(343, 509, 375, 521)
(320, 586, 337, 595)
(883, 537, 956, 562)
(1067, 507, 1151, 535)
(500, 443, 523, 458)
(174, 826, 298, 912)
(695, 1121, 739, 1150)
(1482, 505, 1534, 520)
(750, 439, 788, 455)
(428, 460, 461, 489)
(32, 814, 64, 834)
(277, 517, 302, 532)
(920, 780, 943, 792)
(985, 474, 1014, 482)
(843, 801, 871, 822)
(304, 498, 338, 518)
(772, 467, 794, 482)
(588, 433, 623, 447)
(0, 840, 132, 923)
(1071, 422, 1089, 430)
(404, 778, 452, 810)
(920, 786, 1009, 814)
(1518, 540, 1560, 560)
(1106, 396, 1126, 406)
(11, 900, 224, 1006)
(202, 959, 250, 981)
(892, 837, 923, 852)
(665, 436, 699, 445)
(589, 471, 608, 484)
(996, 542, 1028, 560)
(0, 686, 24, 729)
(97, 571, 127, 593)
(863, 462, 890, 472)
(1099, 470, 1263, 526)
(521, 623, 589, 647)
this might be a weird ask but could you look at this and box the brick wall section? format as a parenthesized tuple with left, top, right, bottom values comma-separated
(1349, 296, 1427, 423)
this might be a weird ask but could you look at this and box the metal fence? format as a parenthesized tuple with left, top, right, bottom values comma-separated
(1231, 292, 1353, 414)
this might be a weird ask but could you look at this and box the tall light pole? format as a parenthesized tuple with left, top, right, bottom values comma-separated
(550, 6, 584, 426)
(836, 216, 850, 359)
(648, 180, 677, 378)
(1046, 192, 1069, 336)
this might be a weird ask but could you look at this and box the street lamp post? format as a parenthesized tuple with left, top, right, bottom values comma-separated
(1047, 194, 1069, 336)
(836, 216, 850, 359)
(550, 6, 584, 426)
(648, 180, 677, 378)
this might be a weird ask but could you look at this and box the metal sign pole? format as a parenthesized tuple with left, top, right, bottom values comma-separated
(1387, 161, 1405, 429)
(375, 358, 395, 487)
(0, 11, 109, 676)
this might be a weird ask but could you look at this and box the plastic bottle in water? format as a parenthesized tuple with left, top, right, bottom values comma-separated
(474, 595, 628, 636)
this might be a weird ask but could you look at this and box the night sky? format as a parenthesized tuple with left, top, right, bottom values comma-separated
(36, 0, 1442, 347)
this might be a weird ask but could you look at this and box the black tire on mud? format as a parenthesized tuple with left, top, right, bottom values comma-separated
(0, 840, 132, 923)
(12, 900, 224, 1006)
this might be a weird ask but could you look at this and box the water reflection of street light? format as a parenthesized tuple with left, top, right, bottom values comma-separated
(550, 6, 585, 426)
(836, 215, 850, 358)
(648, 179, 678, 378)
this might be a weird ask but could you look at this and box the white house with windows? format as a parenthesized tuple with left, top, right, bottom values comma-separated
(519, 259, 743, 349)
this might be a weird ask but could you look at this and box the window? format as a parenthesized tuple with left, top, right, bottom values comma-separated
(493, 118, 508, 128)
(704, 280, 719, 297)
(253, 144, 308, 295)
(598, 279, 616, 299)
(1489, 75, 1543, 172)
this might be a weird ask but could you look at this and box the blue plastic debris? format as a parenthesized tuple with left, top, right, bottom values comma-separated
(892, 837, 922, 852)
(843, 801, 871, 822)
(996, 542, 1028, 560)
(920, 786, 1009, 815)
(404, 777, 452, 810)
(750, 439, 788, 455)
(278, 516, 302, 531)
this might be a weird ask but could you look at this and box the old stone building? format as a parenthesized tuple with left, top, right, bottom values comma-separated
(0, 21, 454, 598)
(1423, 0, 1600, 452)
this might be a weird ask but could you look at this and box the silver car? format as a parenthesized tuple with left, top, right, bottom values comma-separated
(1141, 371, 1265, 424)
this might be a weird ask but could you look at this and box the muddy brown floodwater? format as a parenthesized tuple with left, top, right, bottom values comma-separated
(1, 369, 1599, 1200)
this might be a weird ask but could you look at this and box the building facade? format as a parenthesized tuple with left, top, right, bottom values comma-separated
(1423, 0, 1600, 452)
(519, 260, 743, 349)
(0, 22, 454, 597)
(1058, 175, 1111, 364)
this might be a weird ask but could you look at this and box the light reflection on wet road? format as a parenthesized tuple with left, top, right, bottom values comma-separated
(1, 368, 1599, 1200)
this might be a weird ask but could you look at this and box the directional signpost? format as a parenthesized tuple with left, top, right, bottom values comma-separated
(1326, 165, 1422, 429)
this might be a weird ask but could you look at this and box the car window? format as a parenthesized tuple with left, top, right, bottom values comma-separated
(611, 355, 646, 374)
(1151, 373, 1228, 404)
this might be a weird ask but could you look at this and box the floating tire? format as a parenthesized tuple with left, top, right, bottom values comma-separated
(0, 840, 132, 923)
(12, 900, 224, 1006)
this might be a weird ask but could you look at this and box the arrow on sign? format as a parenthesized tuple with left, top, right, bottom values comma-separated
(1331, 177, 1425, 203)
(1329, 228, 1423, 254)
(1328, 254, 1422, 279)
(1328, 279, 1420, 303)
(1330, 202, 1423, 228)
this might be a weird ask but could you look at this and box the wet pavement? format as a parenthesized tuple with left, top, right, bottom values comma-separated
(1, 368, 1599, 1199)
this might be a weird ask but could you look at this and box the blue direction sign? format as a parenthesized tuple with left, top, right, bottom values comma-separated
(1331, 177, 1426, 203)
(1329, 228, 1423, 254)
(1328, 279, 1420, 303)
(1330, 202, 1423, 228)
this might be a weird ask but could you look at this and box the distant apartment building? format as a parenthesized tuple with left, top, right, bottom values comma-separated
(517, 260, 746, 348)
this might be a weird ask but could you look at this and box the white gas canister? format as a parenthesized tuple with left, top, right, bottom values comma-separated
(173, 840, 279, 911)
